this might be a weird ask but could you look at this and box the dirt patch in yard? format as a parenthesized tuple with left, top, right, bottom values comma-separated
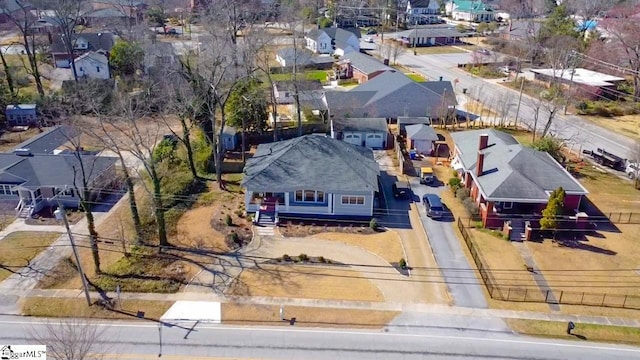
(175, 177, 252, 252)
(222, 303, 399, 328)
(311, 231, 405, 265)
(227, 264, 385, 302)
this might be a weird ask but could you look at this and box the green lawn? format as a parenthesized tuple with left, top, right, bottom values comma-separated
(270, 70, 329, 83)
(406, 73, 426, 82)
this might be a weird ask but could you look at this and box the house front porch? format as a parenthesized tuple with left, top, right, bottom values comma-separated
(245, 189, 374, 218)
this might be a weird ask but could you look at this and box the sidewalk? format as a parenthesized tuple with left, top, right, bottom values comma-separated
(12, 288, 640, 328)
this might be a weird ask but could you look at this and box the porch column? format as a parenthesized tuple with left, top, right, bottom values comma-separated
(328, 193, 333, 214)
(284, 192, 290, 211)
(29, 190, 36, 206)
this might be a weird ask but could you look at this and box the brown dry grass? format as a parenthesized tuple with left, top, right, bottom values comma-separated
(310, 231, 404, 265)
(465, 99, 498, 119)
(279, 221, 376, 237)
(526, 224, 640, 297)
(0, 232, 62, 282)
(227, 264, 385, 302)
(577, 165, 640, 214)
(222, 303, 399, 328)
(583, 114, 640, 140)
(175, 203, 229, 252)
(507, 319, 640, 346)
(21, 297, 173, 320)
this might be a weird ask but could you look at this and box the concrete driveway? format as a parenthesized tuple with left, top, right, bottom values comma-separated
(408, 176, 488, 309)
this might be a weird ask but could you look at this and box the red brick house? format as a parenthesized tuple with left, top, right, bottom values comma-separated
(450, 129, 588, 231)
(339, 52, 392, 84)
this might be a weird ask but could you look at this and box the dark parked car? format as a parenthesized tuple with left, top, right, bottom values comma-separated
(392, 181, 411, 199)
(423, 194, 444, 219)
(366, 29, 377, 35)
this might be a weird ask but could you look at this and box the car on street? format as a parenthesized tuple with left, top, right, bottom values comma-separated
(392, 181, 411, 199)
(626, 162, 639, 179)
(423, 193, 444, 219)
(477, 48, 491, 55)
(366, 29, 377, 35)
(363, 36, 374, 43)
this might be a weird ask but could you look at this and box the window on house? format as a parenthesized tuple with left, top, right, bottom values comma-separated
(55, 187, 74, 197)
(341, 195, 365, 205)
(503, 202, 513, 209)
(96, 66, 100, 72)
(79, 67, 84, 72)
(0, 185, 17, 196)
(295, 190, 325, 203)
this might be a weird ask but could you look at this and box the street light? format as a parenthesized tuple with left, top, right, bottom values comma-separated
(54, 203, 92, 307)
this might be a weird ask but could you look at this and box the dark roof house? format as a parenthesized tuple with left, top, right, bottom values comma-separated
(325, 71, 457, 119)
(340, 52, 392, 83)
(50, 32, 115, 67)
(242, 135, 379, 218)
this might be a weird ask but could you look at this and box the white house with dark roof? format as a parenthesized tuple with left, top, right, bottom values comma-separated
(305, 27, 360, 56)
(51, 32, 115, 68)
(406, 0, 441, 24)
(242, 135, 379, 223)
(450, 129, 588, 230)
(73, 51, 110, 79)
(330, 117, 388, 149)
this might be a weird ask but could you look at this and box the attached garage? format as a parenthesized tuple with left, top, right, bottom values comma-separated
(343, 133, 362, 146)
(365, 133, 384, 149)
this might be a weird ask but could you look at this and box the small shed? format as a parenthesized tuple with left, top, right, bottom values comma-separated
(5, 104, 38, 126)
(405, 124, 438, 155)
(222, 126, 238, 151)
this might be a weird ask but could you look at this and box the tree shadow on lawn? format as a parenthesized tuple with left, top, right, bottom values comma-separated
(553, 235, 617, 256)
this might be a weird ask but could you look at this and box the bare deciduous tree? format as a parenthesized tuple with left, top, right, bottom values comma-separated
(29, 318, 110, 360)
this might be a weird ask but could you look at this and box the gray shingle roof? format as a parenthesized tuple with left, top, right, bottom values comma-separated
(276, 48, 314, 66)
(451, 129, 588, 201)
(326, 71, 457, 118)
(3, 154, 116, 188)
(242, 135, 379, 193)
(405, 124, 438, 141)
(341, 52, 392, 75)
(93, 0, 146, 6)
(51, 32, 115, 54)
(307, 27, 361, 50)
(397, 27, 468, 39)
(409, 0, 433, 8)
(332, 118, 388, 133)
(14, 126, 75, 154)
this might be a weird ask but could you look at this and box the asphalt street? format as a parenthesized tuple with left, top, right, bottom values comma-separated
(394, 50, 637, 159)
(0, 316, 638, 360)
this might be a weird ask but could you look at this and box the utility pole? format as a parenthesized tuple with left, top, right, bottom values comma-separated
(413, 18, 418, 55)
(55, 203, 92, 307)
(241, 95, 250, 163)
(514, 78, 525, 129)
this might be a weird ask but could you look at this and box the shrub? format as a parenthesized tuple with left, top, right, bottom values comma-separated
(318, 256, 326, 263)
(298, 253, 309, 262)
(282, 254, 291, 262)
(463, 197, 479, 216)
(369, 218, 379, 231)
(226, 232, 241, 246)
(224, 214, 233, 226)
(398, 258, 407, 269)
(456, 187, 470, 200)
(449, 177, 462, 194)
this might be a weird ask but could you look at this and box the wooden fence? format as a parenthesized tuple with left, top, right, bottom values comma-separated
(456, 217, 640, 310)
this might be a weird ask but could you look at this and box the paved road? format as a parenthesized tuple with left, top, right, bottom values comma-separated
(1, 316, 639, 360)
(394, 51, 637, 159)
(408, 179, 489, 309)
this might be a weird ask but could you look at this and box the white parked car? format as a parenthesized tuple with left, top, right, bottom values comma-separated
(364, 36, 374, 43)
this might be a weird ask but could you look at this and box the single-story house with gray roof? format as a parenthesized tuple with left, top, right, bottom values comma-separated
(405, 124, 438, 154)
(275, 48, 335, 69)
(396, 26, 471, 47)
(330, 117, 388, 149)
(326, 71, 457, 120)
(242, 135, 379, 220)
(0, 126, 118, 218)
(450, 129, 588, 229)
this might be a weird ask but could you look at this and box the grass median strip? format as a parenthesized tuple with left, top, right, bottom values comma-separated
(0, 231, 62, 282)
(22, 297, 173, 320)
(507, 319, 640, 346)
(222, 303, 399, 328)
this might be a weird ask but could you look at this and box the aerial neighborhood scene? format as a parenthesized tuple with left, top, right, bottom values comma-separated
(1, 0, 640, 358)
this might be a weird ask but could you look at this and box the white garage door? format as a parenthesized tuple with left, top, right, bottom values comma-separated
(365, 134, 384, 149)
(344, 133, 362, 146)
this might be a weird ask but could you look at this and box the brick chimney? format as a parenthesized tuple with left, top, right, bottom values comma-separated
(477, 134, 489, 176)
(477, 151, 485, 176)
